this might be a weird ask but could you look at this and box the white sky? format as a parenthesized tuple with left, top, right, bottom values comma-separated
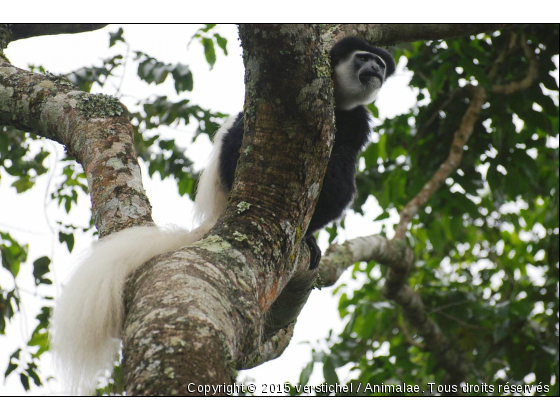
(0, 24, 419, 396)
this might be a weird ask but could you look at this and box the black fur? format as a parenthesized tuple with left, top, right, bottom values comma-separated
(216, 38, 394, 269)
(217, 107, 370, 233)
(218, 113, 244, 190)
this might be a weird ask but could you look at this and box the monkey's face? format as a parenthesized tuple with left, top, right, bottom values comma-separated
(333, 51, 387, 110)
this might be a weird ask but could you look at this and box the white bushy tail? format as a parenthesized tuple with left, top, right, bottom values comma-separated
(192, 115, 232, 227)
(52, 115, 233, 395)
(51, 226, 207, 394)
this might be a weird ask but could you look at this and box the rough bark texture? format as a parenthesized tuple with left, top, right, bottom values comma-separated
(123, 242, 258, 395)
(0, 57, 152, 237)
(122, 24, 335, 394)
(219, 23, 334, 316)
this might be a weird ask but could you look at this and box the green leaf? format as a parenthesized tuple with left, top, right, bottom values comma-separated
(299, 361, 314, 386)
(214, 34, 228, 56)
(109, 27, 125, 47)
(11, 175, 34, 193)
(58, 232, 75, 252)
(201, 38, 216, 69)
(323, 358, 339, 385)
(5, 362, 18, 378)
(20, 373, 30, 391)
(26, 366, 42, 387)
(199, 24, 216, 33)
(32, 256, 52, 286)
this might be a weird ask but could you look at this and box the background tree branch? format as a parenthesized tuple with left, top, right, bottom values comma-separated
(5, 24, 109, 44)
(323, 24, 520, 48)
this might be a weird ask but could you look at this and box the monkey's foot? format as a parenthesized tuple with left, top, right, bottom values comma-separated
(305, 235, 321, 270)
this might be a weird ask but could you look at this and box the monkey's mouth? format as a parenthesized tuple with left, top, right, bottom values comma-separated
(359, 68, 383, 84)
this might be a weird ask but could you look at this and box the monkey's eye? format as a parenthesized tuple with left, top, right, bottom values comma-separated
(358, 56, 367, 62)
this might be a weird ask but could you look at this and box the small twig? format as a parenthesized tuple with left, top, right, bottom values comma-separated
(487, 33, 515, 80)
(115, 43, 130, 97)
(400, 314, 425, 349)
(492, 33, 539, 95)
(438, 312, 489, 331)
(429, 299, 470, 314)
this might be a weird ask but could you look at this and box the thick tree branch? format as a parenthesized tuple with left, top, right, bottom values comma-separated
(220, 23, 334, 319)
(0, 59, 152, 236)
(6, 24, 109, 43)
(318, 235, 413, 287)
(123, 243, 260, 395)
(123, 24, 336, 393)
(384, 269, 468, 384)
(323, 24, 520, 48)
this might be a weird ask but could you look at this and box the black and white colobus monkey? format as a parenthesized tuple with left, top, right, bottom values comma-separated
(201, 37, 396, 268)
(51, 37, 395, 394)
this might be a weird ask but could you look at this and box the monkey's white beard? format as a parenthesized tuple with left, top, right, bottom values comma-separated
(334, 59, 381, 110)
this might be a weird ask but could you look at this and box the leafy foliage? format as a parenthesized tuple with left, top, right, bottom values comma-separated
(0, 127, 49, 192)
(190, 24, 229, 69)
(305, 25, 559, 395)
(136, 52, 194, 93)
(1, 232, 51, 389)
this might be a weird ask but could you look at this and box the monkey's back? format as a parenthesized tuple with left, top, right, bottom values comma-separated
(217, 106, 371, 234)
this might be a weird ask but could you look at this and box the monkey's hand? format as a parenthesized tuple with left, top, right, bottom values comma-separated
(305, 235, 321, 270)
